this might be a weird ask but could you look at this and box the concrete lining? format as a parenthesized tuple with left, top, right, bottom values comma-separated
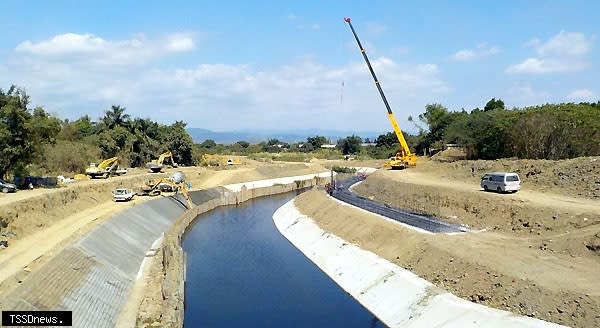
(0, 195, 187, 328)
(224, 172, 331, 192)
(273, 199, 566, 328)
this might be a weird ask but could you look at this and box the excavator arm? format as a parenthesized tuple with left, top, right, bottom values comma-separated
(157, 151, 173, 166)
(344, 17, 417, 169)
(86, 156, 121, 178)
(139, 177, 195, 209)
(148, 151, 176, 173)
(97, 157, 119, 170)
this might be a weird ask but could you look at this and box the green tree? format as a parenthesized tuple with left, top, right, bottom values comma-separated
(375, 132, 398, 148)
(306, 135, 327, 149)
(200, 139, 217, 149)
(265, 138, 289, 152)
(484, 98, 505, 112)
(337, 135, 362, 155)
(97, 125, 132, 161)
(416, 103, 455, 151)
(236, 140, 250, 148)
(102, 105, 130, 129)
(0, 86, 60, 178)
(164, 121, 195, 166)
(127, 117, 159, 167)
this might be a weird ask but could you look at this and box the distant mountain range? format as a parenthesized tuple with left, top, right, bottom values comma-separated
(186, 128, 386, 145)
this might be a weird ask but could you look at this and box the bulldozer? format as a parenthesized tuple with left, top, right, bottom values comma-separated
(136, 171, 194, 208)
(85, 157, 127, 178)
(146, 150, 178, 173)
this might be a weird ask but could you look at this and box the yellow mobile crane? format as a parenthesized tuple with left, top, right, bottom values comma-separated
(344, 17, 417, 170)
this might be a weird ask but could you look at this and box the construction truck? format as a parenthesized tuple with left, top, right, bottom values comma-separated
(344, 17, 417, 170)
(147, 150, 178, 173)
(85, 157, 127, 178)
(137, 171, 194, 208)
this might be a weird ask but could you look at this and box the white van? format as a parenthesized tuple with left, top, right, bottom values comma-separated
(480, 172, 521, 193)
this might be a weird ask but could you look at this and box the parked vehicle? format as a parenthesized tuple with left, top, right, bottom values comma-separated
(112, 188, 135, 202)
(480, 172, 521, 193)
(0, 179, 17, 193)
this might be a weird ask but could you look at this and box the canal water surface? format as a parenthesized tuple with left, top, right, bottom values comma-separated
(183, 192, 385, 327)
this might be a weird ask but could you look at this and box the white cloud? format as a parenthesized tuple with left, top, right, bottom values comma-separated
(288, 15, 320, 30)
(452, 50, 475, 61)
(15, 32, 195, 66)
(507, 31, 592, 74)
(506, 57, 586, 74)
(0, 33, 449, 132)
(366, 22, 386, 35)
(478, 43, 499, 56)
(508, 83, 552, 106)
(567, 89, 597, 101)
(296, 24, 321, 30)
(391, 46, 410, 56)
(536, 31, 591, 56)
(165, 34, 195, 52)
(452, 43, 499, 61)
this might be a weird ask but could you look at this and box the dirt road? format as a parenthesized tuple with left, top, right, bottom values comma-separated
(388, 170, 600, 215)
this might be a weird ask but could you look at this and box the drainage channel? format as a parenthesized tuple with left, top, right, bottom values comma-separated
(182, 192, 386, 327)
(332, 176, 467, 233)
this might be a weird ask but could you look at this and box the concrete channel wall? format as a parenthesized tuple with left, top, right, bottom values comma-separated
(0, 173, 329, 328)
(138, 172, 330, 327)
(273, 199, 566, 328)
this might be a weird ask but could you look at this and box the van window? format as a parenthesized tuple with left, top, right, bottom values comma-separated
(506, 175, 519, 182)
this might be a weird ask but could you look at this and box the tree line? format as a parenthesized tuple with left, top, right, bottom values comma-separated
(0, 85, 194, 179)
(2, 84, 598, 179)
(410, 98, 600, 160)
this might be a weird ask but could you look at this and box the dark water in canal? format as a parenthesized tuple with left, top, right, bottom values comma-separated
(183, 192, 386, 328)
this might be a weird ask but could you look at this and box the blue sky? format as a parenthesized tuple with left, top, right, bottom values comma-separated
(1, 1, 598, 133)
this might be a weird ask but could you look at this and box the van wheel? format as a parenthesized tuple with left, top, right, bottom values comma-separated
(483, 185, 488, 191)
(497, 187, 502, 193)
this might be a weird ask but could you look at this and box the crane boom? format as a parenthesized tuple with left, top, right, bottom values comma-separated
(344, 17, 416, 169)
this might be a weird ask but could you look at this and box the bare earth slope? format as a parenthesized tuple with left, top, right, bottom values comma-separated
(295, 157, 600, 328)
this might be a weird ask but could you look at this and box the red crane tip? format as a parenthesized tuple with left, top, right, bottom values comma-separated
(344, 17, 351, 23)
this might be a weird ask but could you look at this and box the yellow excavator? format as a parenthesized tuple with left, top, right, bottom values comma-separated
(147, 150, 178, 173)
(85, 157, 127, 178)
(137, 171, 194, 208)
(344, 17, 417, 170)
